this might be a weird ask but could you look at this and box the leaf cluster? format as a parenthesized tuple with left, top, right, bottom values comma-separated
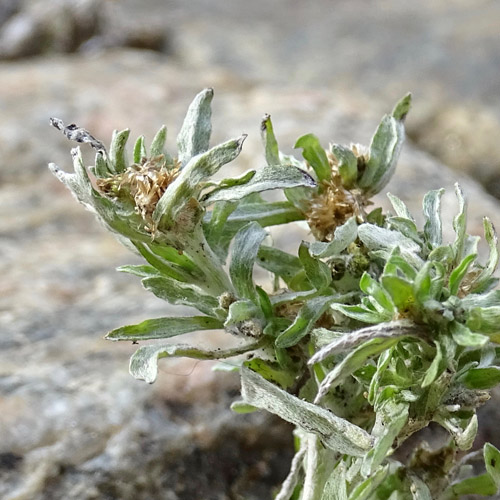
(50, 90, 500, 499)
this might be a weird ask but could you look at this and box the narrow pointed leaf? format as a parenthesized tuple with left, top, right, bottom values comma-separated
(453, 183, 467, 263)
(94, 151, 110, 178)
(106, 316, 222, 341)
(360, 272, 395, 314)
(294, 133, 331, 182)
(257, 245, 303, 286)
(358, 94, 410, 194)
(309, 217, 358, 258)
(473, 217, 499, 292)
(142, 276, 220, 316)
(299, 242, 332, 291)
(133, 135, 147, 163)
(421, 341, 443, 387)
(315, 336, 402, 402)
(424, 189, 444, 248)
(449, 253, 477, 296)
(153, 135, 246, 227)
(331, 144, 358, 188)
(309, 320, 421, 364)
(240, 367, 373, 455)
(387, 192, 414, 221)
(177, 88, 213, 164)
(230, 222, 268, 303)
(204, 164, 315, 203)
(261, 113, 280, 166)
(150, 125, 167, 157)
(276, 295, 338, 348)
(130, 340, 260, 383)
(109, 128, 130, 173)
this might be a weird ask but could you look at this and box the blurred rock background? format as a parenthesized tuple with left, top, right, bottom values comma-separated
(1, 1, 500, 499)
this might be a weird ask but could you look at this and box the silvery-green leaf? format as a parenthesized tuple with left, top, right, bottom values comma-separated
(52, 152, 150, 242)
(299, 242, 332, 291)
(360, 272, 395, 315)
(130, 340, 260, 383)
(315, 336, 403, 403)
(177, 88, 213, 164)
(257, 245, 303, 286)
(463, 367, 500, 390)
(387, 192, 414, 221)
(134, 242, 198, 282)
(484, 443, 500, 488)
(94, 151, 110, 178)
(204, 164, 315, 203)
(421, 341, 443, 388)
(381, 275, 415, 309)
(472, 217, 499, 293)
(450, 321, 489, 348)
(276, 295, 339, 348)
(274, 447, 307, 500)
(133, 135, 147, 163)
(358, 223, 422, 267)
(322, 462, 348, 500)
(261, 113, 281, 166)
(449, 253, 477, 296)
(422, 189, 444, 249)
(358, 94, 410, 195)
(204, 200, 238, 261)
(383, 249, 418, 280)
(230, 222, 268, 303)
(245, 358, 296, 389)
(150, 125, 167, 157)
(226, 201, 303, 228)
(153, 135, 246, 228)
(270, 289, 318, 306)
(109, 128, 130, 173)
(453, 183, 467, 263)
(461, 290, 500, 309)
(392, 92, 412, 120)
(331, 144, 358, 188)
(330, 304, 388, 324)
(117, 264, 160, 278)
(142, 276, 220, 316)
(106, 315, 222, 341)
(361, 401, 408, 476)
(294, 133, 331, 182)
(309, 320, 420, 364)
(309, 217, 358, 258)
(240, 367, 373, 456)
(387, 217, 422, 244)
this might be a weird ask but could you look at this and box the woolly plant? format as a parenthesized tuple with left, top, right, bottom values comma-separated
(50, 89, 500, 499)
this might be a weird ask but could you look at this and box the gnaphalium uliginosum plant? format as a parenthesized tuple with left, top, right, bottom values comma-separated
(50, 88, 500, 499)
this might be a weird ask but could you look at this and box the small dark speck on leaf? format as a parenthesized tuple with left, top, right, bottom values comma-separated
(491, 458, 496, 467)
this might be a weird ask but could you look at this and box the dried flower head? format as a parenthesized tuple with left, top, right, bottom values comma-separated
(305, 145, 369, 241)
(97, 155, 181, 233)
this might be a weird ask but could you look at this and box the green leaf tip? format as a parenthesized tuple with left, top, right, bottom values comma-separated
(392, 93, 412, 121)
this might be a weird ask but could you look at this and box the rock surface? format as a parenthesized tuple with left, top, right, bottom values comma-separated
(1, 3, 500, 498)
